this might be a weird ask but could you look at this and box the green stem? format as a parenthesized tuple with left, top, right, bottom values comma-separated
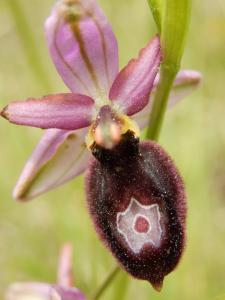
(92, 266, 120, 300)
(6, 0, 51, 91)
(147, 0, 162, 32)
(146, 65, 177, 141)
(146, 0, 191, 141)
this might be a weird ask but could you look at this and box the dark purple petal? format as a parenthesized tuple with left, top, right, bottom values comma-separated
(133, 69, 202, 128)
(45, 0, 119, 99)
(109, 36, 161, 116)
(13, 128, 90, 201)
(1, 93, 94, 130)
(86, 133, 186, 290)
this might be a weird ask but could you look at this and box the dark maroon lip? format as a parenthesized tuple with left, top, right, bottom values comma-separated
(86, 133, 186, 291)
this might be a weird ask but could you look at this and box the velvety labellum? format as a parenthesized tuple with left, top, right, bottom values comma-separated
(86, 132, 186, 290)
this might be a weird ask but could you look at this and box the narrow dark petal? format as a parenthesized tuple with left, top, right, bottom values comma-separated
(86, 135, 186, 290)
(109, 36, 161, 116)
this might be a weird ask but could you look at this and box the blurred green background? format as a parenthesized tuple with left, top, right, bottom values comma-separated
(0, 0, 225, 299)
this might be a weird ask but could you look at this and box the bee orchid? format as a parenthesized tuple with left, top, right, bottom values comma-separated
(1, 0, 202, 290)
(1, 0, 201, 201)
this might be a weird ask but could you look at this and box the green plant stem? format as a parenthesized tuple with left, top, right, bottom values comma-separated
(146, 0, 191, 141)
(6, 0, 51, 91)
(146, 65, 177, 141)
(92, 266, 120, 300)
(147, 0, 162, 32)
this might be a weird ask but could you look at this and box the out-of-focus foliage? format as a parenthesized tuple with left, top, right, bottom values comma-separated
(0, 1, 224, 299)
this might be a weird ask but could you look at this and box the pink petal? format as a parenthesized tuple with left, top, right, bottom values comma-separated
(5, 283, 86, 300)
(57, 243, 73, 287)
(161, 70, 202, 108)
(52, 285, 86, 300)
(1, 93, 94, 130)
(109, 35, 161, 116)
(13, 128, 90, 201)
(45, 0, 119, 99)
(133, 70, 202, 128)
(5, 282, 51, 300)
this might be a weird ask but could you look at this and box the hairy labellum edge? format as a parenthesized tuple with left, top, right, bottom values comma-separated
(85, 137, 187, 291)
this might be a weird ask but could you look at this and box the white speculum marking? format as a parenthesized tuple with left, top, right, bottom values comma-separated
(116, 197, 162, 254)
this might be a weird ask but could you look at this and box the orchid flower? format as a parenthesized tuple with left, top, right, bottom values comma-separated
(5, 243, 86, 300)
(0, 0, 201, 202)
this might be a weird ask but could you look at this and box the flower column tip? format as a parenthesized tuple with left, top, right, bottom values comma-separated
(0, 105, 9, 120)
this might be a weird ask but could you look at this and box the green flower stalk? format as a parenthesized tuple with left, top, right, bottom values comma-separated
(147, 0, 192, 140)
(147, 0, 162, 32)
